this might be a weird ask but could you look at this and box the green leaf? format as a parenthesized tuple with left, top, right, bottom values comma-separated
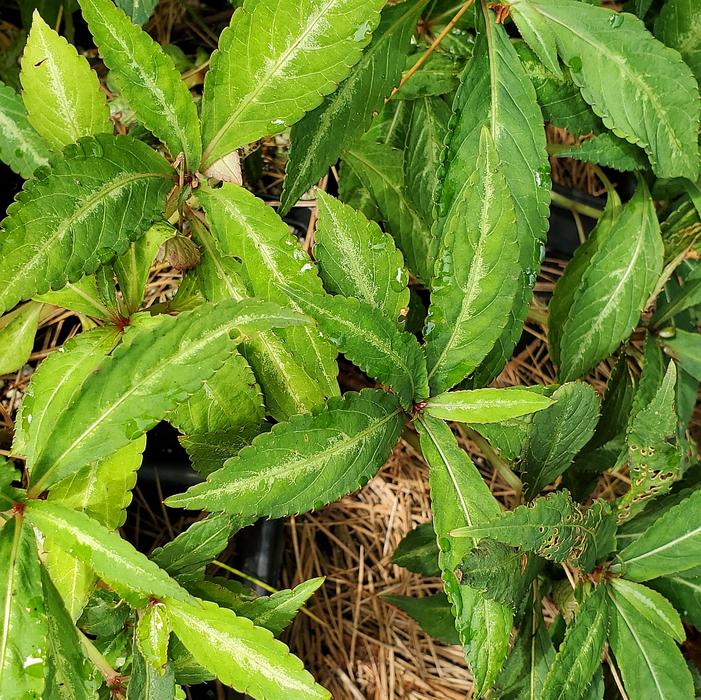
(555, 181, 663, 381)
(230, 578, 324, 636)
(620, 362, 681, 516)
(425, 387, 554, 424)
(127, 645, 176, 700)
(312, 190, 409, 323)
(404, 95, 451, 225)
(540, 585, 608, 700)
(342, 142, 435, 284)
(397, 51, 463, 100)
(192, 214, 328, 420)
(458, 541, 539, 610)
(383, 593, 459, 645)
(0, 80, 50, 178)
(20, 11, 111, 150)
(79, 0, 201, 168)
(493, 589, 554, 700)
(443, 7, 550, 385)
(521, 382, 600, 498)
(514, 0, 700, 180)
(0, 134, 174, 314)
(166, 599, 330, 699)
(511, 0, 562, 77)
(137, 603, 169, 672)
(113, 222, 174, 315)
(654, 0, 701, 83)
(607, 582, 694, 700)
(151, 514, 232, 585)
(0, 301, 41, 375)
(424, 126, 519, 395)
(609, 578, 684, 643)
(169, 350, 265, 443)
(166, 389, 403, 518)
(650, 571, 701, 630)
(549, 132, 648, 172)
(0, 459, 24, 510)
(652, 264, 701, 327)
(35, 275, 116, 321)
(198, 183, 339, 400)
(453, 491, 617, 572)
(40, 566, 97, 700)
(282, 286, 428, 409)
(0, 517, 47, 699)
(199, 0, 385, 171)
(13, 327, 120, 464)
(417, 414, 512, 694)
(390, 522, 440, 577)
(663, 330, 701, 382)
(280, 0, 425, 212)
(28, 299, 305, 494)
(616, 487, 701, 582)
(115, 0, 159, 26)
(25, 501, 189, 607)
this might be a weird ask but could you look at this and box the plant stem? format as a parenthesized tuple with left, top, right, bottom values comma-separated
(550, 191, 602, 220)
(389, 0, 476, 100)
(527, 304, 549, 327)
(462, 426, 523, 496)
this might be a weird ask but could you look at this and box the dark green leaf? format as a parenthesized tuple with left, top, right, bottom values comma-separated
(549, 132, 648, 172)
(390, 522, 440, 577)
(127, 645, 175, 700)
(654, 0, 701, 83)
(383, 593, 459, 645)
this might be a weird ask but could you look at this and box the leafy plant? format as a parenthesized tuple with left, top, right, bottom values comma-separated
(1, 0, 701, 697)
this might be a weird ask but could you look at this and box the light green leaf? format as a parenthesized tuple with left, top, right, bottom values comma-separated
(556, 181, 663, 381)
(200, 0, 385, 170)
(540, 585, 608, 700)
(511, 0, 562, 77)
(35, 275, 117, 321)
(417, 414, 512, 695)
(663, 330, 701, 382)
(453, 490, 616, 572)
(0, 302, 41, 375)
(40, 566, 97, 700)
(28, 299, 306, 494)
(79, 0, 201, 168)
(166, 599, 330, 699)
(115, 0, 159, 26)
(390, 522, 440, 577)
(654, 0, 701, 83)
(312, 190, 409, 323)
(127, 645, 175, 700)
(192, 215, 328, 420)
(0, 134, 174, 314)
(137, 603, 169, 672)
(0, 517, 47, 699)
(0, 80, 50, 178)
(513, 0, 700, 180)
(170, 350, 265, 443)
(44, 439, 146, 620)
(607, 582, 694, 700)
(151, 514, 232, 585)
(21, 11, 111, 150)
(384, 593, 459, 645)
(424, 126, 519, 395)
(521, 382, 600, 498)
(280, 0, 425, 212)
(549, 132, 648, 172)
(425, 387, 554, 424)
(404, 95, 451, 225)
(199, 183, 339, 400)
(342, 142, 435, 283)
(166, 388, 403, 518)
(113, 222, 174, 315)
(443, 7, 550, 385)
(610, 578, 684, 643)
(616, 488, 701, 582)
(282, 286, 428, 409)
(25, 501, 189, 607)
(650, 572, 701, 631)
(13, 326, 121, 465)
